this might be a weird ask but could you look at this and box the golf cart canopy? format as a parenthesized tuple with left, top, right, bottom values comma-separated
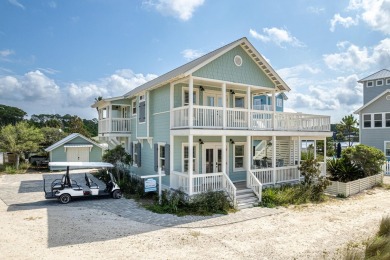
(48, 162, 114, 168)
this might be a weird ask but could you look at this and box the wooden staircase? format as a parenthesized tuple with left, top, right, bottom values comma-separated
(234, 181, 259, 210)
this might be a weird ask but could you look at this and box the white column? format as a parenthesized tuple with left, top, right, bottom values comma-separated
(222, 135, 226, 174)
(170, 134, 174, 187)
(189, 76, 194, 128)
(272, 135, 276, 184)
(188, 134, 193, 195)
(246, 135, 251, 188)
(323, 138, 327, 176)
(146, 91, 150, 137)
(222, 83, 227, 129)
(247, 86, 251, 129)
(298, 136, 301, 179)
(108, 105, 112, 133)
(170, 82, 174, 128)
(314, 140, 317, 159)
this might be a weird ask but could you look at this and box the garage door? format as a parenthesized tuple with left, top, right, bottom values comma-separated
(66, 147, 90, 162)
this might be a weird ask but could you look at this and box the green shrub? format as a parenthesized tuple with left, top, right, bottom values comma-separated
(5, 165, 17, 174)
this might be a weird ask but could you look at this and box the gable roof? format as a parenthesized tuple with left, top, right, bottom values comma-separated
(354, 89, 390, 114)
(124, 37, 290, 98)
(358, 69, 390, 82)
(45, 133, 102, 152)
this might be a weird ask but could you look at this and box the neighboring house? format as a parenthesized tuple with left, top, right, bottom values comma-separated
(92, 37, 331, 207)
(253, 92, 287, 112)
(45, 133, 104, 170)
(354, 69, 390, 160)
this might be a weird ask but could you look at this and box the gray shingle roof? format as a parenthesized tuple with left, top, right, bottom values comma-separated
(45, 133, 101, 152)
(358, 69, 390, 82)
(123, 37, 289, 98)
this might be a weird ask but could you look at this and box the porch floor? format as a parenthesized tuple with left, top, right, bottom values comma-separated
(234, 181, 248, 190)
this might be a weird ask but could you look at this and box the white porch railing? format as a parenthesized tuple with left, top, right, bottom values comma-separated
(253, 104, 273, 111)
(98, 118, 131, 134)
(251, 166, 300, 185)
(248, 170, 262, 202)
(171, 106, 330, 131)
(222, 171, 237, 207)
(192, 172, 224, 193)
(383, 161, 390, 175)
(171, 171, 189, 193)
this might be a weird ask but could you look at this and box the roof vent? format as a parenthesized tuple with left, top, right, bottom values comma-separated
(234, 55, 242, 67)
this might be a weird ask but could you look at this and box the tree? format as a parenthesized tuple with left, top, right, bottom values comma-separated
(40, 127, 67, 149)
(0, 122, 44, 169)
(0, 104, 27, 127)
(68, 116, 90, 137)
(336, 114, 359, 147)
(102, 145, 132, 183)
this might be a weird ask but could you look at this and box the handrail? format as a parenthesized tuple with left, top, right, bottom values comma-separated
(221, 171, 237, 208)
(248, 170, 262, 202)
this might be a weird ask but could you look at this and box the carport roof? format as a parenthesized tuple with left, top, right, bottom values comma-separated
(45, 133, 101, 152)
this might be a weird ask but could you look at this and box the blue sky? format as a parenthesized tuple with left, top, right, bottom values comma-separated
(0, 0, 389, 123)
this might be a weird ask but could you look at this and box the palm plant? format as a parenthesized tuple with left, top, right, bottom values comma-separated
(336, 114, 359, 147)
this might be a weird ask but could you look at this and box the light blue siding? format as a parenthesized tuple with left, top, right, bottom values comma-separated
(193, 45, 275, 88)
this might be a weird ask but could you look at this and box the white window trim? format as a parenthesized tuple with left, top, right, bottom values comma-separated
(233, 142, 245, 172)
(362, 113, 390, 128)
(132, 141, 139, 167)
(377, 79, 384, 86)
(385, 141, 390, 157)
(132, 100, 137, 116)
(204, 90, 229, 107)
(158, 142, 166, 174)
(181, 143, 199, 173)
(386, 78, 390, 85)
(367, 81, 374, 87)
(233, 94, 246, 109)
(374, 113, 384, 128)
(362, 113, 372, 128)
(277, 98, 283, 107)
(182, 87, 199, 106)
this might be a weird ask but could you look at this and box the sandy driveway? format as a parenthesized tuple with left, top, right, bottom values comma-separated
(1, 174, 390, 259)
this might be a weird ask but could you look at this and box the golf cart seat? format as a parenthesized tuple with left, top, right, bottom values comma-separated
(85, 173, 99, 189)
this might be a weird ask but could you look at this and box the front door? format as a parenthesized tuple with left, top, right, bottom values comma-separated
(203, 144, 227, 173)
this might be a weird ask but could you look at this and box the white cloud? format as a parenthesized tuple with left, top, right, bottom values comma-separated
(181, 49, 204, 60)
(0, 49, 14, 57)
(8, 0, 25, 9)
(323, 38, 390, 71)
(330, 13, 359, 32)
(48, 1, 57, 8)
(278, 64, 321, 79)
(347, 0, 390, 34)
(37, 67, 59, 75)
(249, 28, 305, 48)
(307, 6, 325, 14)
(144, 0, 205, 21)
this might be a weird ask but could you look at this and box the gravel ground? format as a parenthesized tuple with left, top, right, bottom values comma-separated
(1, 173, 390, 259)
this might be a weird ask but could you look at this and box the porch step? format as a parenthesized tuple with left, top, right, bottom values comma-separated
(235, 187, 259, 210)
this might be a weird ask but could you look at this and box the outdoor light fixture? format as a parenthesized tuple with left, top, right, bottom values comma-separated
(230, 139, 235, 144)
(199, 85, 204, 91)
(230, 90, 235, 95)
(199, 139, 204, 144)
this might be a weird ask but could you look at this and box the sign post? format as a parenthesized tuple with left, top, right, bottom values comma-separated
(141, 168, 165, 204)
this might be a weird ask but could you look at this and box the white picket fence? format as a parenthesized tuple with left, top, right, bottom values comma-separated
(325, 173, 383, 197)
(383, 161, 390, 175)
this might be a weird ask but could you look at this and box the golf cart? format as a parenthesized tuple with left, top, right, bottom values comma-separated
(44, 162, 122, 204)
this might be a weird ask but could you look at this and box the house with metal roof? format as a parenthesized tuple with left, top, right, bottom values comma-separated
(91, 37, 331, 208)
(354, 69, 390, 159)
(45, 133, 104, 170)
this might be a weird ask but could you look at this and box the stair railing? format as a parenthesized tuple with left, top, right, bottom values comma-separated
(222, 171, 237, 208)
(248, 170, 262, 202)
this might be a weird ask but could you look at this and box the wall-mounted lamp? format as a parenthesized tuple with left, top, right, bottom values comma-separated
(199, 139, 204, 144)
(199, 85, 204, 91)
(230, 89, 235, 95)
(230, 139, 235, 144)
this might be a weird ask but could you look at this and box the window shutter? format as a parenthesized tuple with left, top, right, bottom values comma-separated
(154, 143, 158, 172)
(165, 144, 170, 175)
(139, 101, 146, 123)
(136, 142, 141, 167)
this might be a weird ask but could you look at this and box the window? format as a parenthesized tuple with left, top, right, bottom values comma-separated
(183, 145, 197, 172)
(132, 100, 137, 115)
(374, 113, 382, 127)
(367, 81, 373, 87)
(133, 142, 138, 167)
(386, 114, 390, 127)
(183, 88, 198, 106)
(100, 107, 107, 119)
(121, 107, 128, 118)
(159, 144, 165, 172)
(363, 114, 371, 128)
(234, 96, 245, 108)
(234, 144, 245, 171)
(377, 80, 383, 86)
(277, 98, 283, 107)
(387, 79, 390, 85)
(139, 95, 146, 123)
(385, 142, 390, 156)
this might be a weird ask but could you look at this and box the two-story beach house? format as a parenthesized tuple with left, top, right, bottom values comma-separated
(355, 69, 390, 160)
(92, 37, 331, 208)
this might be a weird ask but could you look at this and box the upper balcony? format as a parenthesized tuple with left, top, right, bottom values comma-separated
(171, 106, 330, 131)
(97, 104, 131, 136)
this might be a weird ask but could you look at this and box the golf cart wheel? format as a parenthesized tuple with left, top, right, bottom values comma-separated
(59, 193, 71, 204)
(112, 190, 122, 199)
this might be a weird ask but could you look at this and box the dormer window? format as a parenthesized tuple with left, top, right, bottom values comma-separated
(377, 80, 383, 86)
(367, 81, 373, 87)
(387, 79, 390, 85)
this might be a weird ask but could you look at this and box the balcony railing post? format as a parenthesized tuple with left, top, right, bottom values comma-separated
(222, 83, 226, 129)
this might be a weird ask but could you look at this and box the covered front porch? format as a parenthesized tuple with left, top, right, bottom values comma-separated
(169, 131, 329, 206)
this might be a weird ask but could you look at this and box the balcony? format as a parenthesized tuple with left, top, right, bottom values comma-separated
(172, 106, 330, 131)
(98, 118, 131, 135)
